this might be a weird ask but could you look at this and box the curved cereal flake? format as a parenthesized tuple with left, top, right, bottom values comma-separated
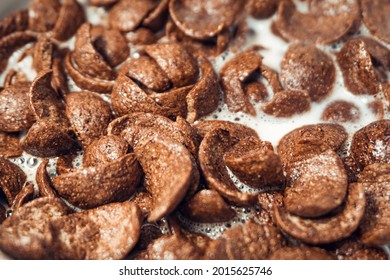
(0, 32, 36, 75)
(90, 0, 118, 6)
(180, 189, 236, 223)
(52, 154, 142, 209)
(273, 0, 361, 45)
(276, 124, 348, 167)
(337, 39, 379, 95)
(109, 0, 158, 32)
(28, 0, 61, 32)
(350, 120, 390, 171)
(36, 160, 57, 198)
(126, 27, 158, 45)
(0, 197, 70, 259)
(107, 113, 199, 157)
(144, 43, 199, 88)
(361, 0, 390, 44)
(274, 183, 366, 245)
(169, 0, 245, 40)
(21, 119, 77, 158)
(205, 221, 284, 260)
(83, 135, 128, 168)
(0, 158, 26, 206)
(32, 35, 53, 73)
(280, 44, 335, 102)
(30, 70, 66, 121)
(195, 120, 259, 139)
(52, 54, 69, 98)
(134, 136, 197, 222)
(247, 0, 278, 19)
(199, 129, 259, 206)
(360, 37, 390, 72)
(90, 26, 129, 68)
(224, 136, 284, 189)
(283, 150, 348, 218)
(72, 24, 114, 81)
(56, 153, 78, 175)
(12, 183, 35, 211)
(221, 50, 263, 115)
(65, 91, 112, 149)
(0, 9, 28, 38)
(50, 202, 142, 260)
(262, 90, 310, 118)
(142, 0, 169, 31)
(64, 52, 114, 94)
(321, 100, 360, 123)
(269, 246, 333, 260)
(0, 132, 23, 158)
(51, 0, 86, 42)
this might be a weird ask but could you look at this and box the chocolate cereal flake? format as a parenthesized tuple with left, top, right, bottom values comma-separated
(52, 154, 142, 209)
(0, 9, 28, 38)
(36, 160, 57, 199)
(274, 183, 366, 245)
(321, 100, 360, 123)
(195, 120, 259, 139)
(281, 44, 336, 102)
(361, 0, 390, 44)
(262, 90, 311, 118)
(11, 183, 35, 211)
(0, 132, 22, 158)
(50, 202, 142, 260)
(32, 35, 53, 73)
(0, 157, 27, 206)
(28, 0, 61, 33)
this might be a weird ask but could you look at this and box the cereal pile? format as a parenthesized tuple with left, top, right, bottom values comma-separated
(0, 0, 389, 260)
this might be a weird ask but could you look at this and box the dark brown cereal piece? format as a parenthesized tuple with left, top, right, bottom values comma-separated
(32, 35, 53, 73)
(337, 39, 379, 95)
(329, 234, 388, 260)
(64, 52, 115, 94)
(0, 197, 70, 259)
(12, 183, 35, 211)
(50, 202, 142, 260)
(199, 129, 259, 206)
(169, 0, 244, 40)
(277, 123, 348, 167)
(0, 9, 28, 38)
(359, 163, 390, 183)
(51, 0, 86, 42)
(134, 136, 198, 222)
(0, 157, 27, 206)
(262, 90, 310, 118)
(224, 136, 284, 189)
(29, 70, 66, 121)
(145, 233, 204, 260)
(52, 54, 70, 98)
(36, 160, 57, 198)
(83, 135, 128, 168)
(206, 221, 283, 260)
(90, 0, 118, 6)
(107, 113, 199, 157)
(3, 69, 29, 87)
(357, 181, 390, 247)
(361, 0, 390, 44)
(91, 25, 129, 68)
(142, 0, 169, 31)
(131, 192, 154, 218)
(360, 37, 390, 72)
(119, 55, 171, 92)
(180, 189, 236, 223)
(109, 0, 158, 32)
(52, 154, 142, 209)
(185, 53, 220, 123)
(244, 81, 268, 103)
(56, 152, 78, 175)
(0, 132, 22, 158)
(247, 0, 278, 19)
(269, 246, 333, 260)
(65, 91, 112, 149)
(281, 44, 335, 102)
(321, 100, 360, 123)
(0, 84, 35, 132)
(0, 32, 36, 75)
(368, 100, 384, 119)
(273, 0, 361, 45)
(195, 120, 259, 139)
(284, 150, 348, 217)
(260, 65, 283, 94)
(126, 28, 158, 45)
(28, 0, 61, 32)
(257, 191, 284, 225)
(72, 24, 115, 81)
(0, 204, 5, 224)
(144, 43, 199, 88)
(21, 119, 78, 158)
(350, 120, 390, 170)
(221, 50, 263, 115)
(274, 183, 366, 245)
